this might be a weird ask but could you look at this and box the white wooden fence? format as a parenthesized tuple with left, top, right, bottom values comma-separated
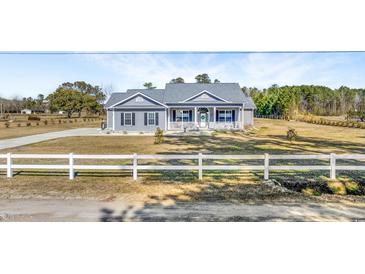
(0, 153, 364, 181)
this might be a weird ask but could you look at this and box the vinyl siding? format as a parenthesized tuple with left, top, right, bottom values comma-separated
(113, 109, 166, 132)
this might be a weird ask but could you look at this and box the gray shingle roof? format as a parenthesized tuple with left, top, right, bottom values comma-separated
(105, 83, 256, 109)
(105, 89, 165, 108)
(164, 83, 245, 103)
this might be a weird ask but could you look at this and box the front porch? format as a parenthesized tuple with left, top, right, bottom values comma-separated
(167, 106, 244, 131)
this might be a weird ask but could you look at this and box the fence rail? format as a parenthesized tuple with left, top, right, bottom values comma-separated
(1, 153, 364, 181)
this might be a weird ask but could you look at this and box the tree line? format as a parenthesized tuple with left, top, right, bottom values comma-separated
(0, 81, 106, 118)
(246, 85, 365, 118)
(143, 73, 220, 89)
(4, 75, 363, 120)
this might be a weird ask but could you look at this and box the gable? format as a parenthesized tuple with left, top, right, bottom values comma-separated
(113, 95, 159, 107)
(111, 93, 167, 108)
(183, 90, 228, 103)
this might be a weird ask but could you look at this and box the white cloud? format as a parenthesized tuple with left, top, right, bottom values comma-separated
(84, 53, 232, 91)
(84, 52, 360, 91)
(235, 53, 346, 88)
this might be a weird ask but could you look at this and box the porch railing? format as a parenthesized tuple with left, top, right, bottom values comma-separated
(168, 121, 241, 130)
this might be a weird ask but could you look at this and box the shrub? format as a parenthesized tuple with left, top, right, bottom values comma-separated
(26, 122, 31, 127)
(327, 181, 346, 195)
(58, 119, 62, 124)
(286, 127, 297, 141)
(17, 123, 21, 127)
(28, 115, 41, 121)
(302, 187, 321, 196)
(345, 181, 360, 194)
(43, 120, 48, 125)
(346, 110, 365, 122)
(83, 118, 86, 122)
(154, 127, 164, 144)
(4, 122, 10, 128)
(36, 122, 39, 126)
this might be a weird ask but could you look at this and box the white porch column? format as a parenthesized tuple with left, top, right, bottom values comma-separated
(194, 107, 197, 126)
(238, 107, 241, 128)
(213, 107, 216, 123)
(167, 108, 170, 130)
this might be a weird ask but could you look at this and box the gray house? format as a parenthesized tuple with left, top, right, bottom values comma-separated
(105, 83, 256, 132)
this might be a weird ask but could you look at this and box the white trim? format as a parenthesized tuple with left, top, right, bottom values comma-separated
(165, 109, 168, 131)
(241, 103, 245, 129)
(109, 92, 168, 108)
(194, 106, 197, 125)
(218, 109, 233, 123)
(147, 112, 156, 126)
(123, 112, 133, 126)
(173, 109, 191, 123)
(199, 111, 208, 128)
(181, 90, 230, 103)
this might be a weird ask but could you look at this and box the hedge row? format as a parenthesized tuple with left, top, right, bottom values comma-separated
(297, 117, 365, 129)
(1, 117, 103, 129)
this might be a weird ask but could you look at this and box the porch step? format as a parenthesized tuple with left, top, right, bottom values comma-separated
(165, 130, 213, 136)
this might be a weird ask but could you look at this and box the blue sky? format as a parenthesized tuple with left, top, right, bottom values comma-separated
(0, 52, 365, 99)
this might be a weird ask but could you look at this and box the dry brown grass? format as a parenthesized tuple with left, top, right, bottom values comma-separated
(1, 118, 365, 203)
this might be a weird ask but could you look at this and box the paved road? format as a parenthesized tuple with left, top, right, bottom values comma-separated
(1, 199, 365, 221)
(0, 128, 100, 150)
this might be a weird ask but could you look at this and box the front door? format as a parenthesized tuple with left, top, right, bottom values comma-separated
(200, 113, 207, 128)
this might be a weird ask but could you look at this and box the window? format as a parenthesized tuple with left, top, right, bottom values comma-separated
(176, 110, 190, 122)
(218, 110, 233, 123)
(226, 110, 232, 122)
(147, 112, 155, 125)
(124, 112, 132, 126)
(135, 96, 144, 102)
(144, 112, 158, 126)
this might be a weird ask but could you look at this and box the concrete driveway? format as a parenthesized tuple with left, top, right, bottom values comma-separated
(1, 199, 365, 221)
(0, 128, 100, 150)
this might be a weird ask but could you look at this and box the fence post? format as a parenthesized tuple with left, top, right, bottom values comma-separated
(330, 153, 336, 180)
(198, 153, 203, 180)
(264, 153, 269, 180)
(69, 153, 75, 180)
(6, 152, 13, 178)
(133, 153, 138, 181)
